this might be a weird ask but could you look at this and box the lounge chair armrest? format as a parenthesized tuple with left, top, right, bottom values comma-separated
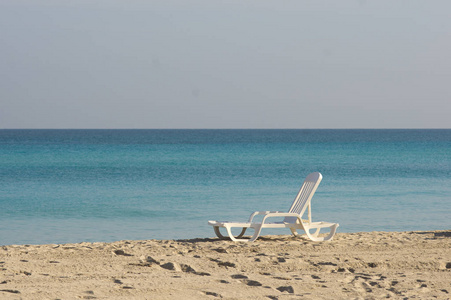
(248, 211, 284, 222)
(261, 212, 301, 225)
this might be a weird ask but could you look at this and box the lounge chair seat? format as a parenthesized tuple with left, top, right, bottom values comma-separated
(208, 172, 339, 242)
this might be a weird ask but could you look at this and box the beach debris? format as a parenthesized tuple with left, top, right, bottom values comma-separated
(0, 289, 21, 294)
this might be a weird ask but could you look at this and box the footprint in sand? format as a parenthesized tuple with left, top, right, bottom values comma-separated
(243, 280, 262, 287)
(212, 248, 228, 253)
(203, 291, 222, 298)
(140, 256, 159, 265)
(350, 275, 377, 294)
(210, 258, 236, 268)
(230, 274, 262, 287)
(316, 261, 337, 267)
(84, 290, 95, 296)
(112, 249, 133, 256)
(161, 262, 211, 276)
(272, 276, 291, 281)
(276, 286, 294, 293)
(231, 274, 248, 279)
(217, 261, 236, 268)
(360, 282, 373, 293)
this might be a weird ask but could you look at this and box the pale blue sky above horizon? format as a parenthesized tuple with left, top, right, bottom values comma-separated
(1, 0, 450, 129)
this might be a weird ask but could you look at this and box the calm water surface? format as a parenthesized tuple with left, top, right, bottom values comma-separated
(1, 129, 450, 245)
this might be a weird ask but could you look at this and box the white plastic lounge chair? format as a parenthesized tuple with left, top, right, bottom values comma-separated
(208, 172, 339, 242)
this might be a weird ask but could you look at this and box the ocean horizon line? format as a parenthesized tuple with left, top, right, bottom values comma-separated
(1, 128, 451, 131)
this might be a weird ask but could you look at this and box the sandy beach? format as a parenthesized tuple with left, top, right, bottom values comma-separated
(1, 230, 450, 299)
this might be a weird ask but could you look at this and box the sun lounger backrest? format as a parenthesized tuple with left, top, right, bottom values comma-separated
(284, 172, 322, 223)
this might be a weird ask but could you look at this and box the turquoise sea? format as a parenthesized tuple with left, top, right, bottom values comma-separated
(1, 129, 450, 245)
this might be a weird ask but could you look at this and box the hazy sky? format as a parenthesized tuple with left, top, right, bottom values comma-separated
(1, 0, 450, 129)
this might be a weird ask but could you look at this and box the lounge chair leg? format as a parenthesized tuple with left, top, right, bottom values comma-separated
(214, 226, 247, 240)
(312, 227, 321, 237)
(236, 228, 247, 238)
(304, 224, 339, 242)
(290, 227, 319, 238)
(225, 225, 262, 242)
(214, 226, 228, 239)
(248, 225, 263, 242)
